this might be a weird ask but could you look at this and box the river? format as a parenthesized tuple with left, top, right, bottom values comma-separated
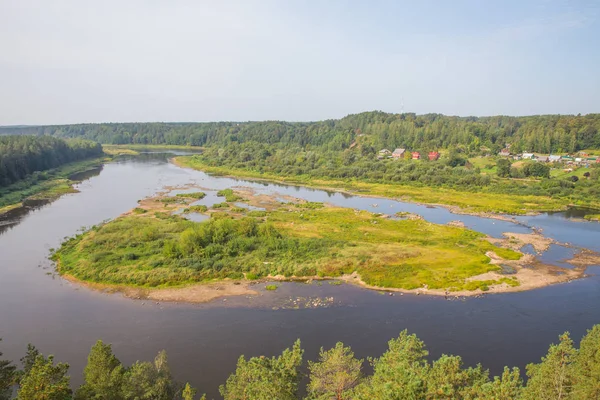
(0, 151, 599, 398)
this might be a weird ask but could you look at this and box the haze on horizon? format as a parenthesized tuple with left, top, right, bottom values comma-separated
(1, 0, 599, 126)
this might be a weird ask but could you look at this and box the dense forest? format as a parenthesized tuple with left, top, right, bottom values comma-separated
(2, 325, 600, 399)
(2, 112, 599, 154)
(0, 136, 102, 188)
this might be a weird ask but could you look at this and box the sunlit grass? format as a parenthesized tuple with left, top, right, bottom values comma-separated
(174, 156, 576, 214)
(53, 202, 522, 292)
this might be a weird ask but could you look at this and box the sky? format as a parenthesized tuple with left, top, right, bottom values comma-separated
(0, 0, 599, 125)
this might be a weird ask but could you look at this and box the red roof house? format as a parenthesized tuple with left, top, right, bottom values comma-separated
(412, 152, 420, 160)
(428, 151, 440, 161)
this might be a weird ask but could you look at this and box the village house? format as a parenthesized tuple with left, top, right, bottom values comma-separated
(535, 155, 550, 163)
(392, 148, 406, 159)
(522, 153, 535, 160)
(412, 152, 421, 160)
(428, 151, 440, 161)
(499, 148, 511, 157)
(378, 149, 391, 159)
(548, 155, 561, 163)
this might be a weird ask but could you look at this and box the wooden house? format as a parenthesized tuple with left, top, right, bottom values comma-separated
(392, 148, 406, 159)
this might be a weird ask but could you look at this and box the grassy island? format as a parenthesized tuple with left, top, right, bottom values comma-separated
(52, 188, 531, 294)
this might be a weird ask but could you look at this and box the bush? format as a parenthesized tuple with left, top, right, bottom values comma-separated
(176, 192, 206, 199)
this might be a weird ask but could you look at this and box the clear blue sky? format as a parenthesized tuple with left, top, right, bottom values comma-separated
(0, 0, 598, 124)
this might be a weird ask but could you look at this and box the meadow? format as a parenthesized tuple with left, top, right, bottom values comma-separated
(52, 192, 522, 292)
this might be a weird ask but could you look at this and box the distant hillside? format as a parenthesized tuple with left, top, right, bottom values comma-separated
(1, 111, 599, 153)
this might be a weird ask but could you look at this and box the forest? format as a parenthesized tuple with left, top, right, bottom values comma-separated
(1, 112, 599, 154)
(0, 136, 103, 188)
(2, 324, 600, 399)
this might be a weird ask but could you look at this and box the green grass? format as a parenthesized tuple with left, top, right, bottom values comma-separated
(217, 188, 242, 202)
(585, 214, 600, 221)
(183, 205, 208, 213)
(0, 157, 106, 211)
(174, 156, 578, 214)
(53, 201, 523, 292)
(133, 208, 147, 214)
(265, 285, 278, 291)
(212, 202, 230, 209)
(468, 157, 498, 174)
(295, 202, 324, 209)
(160, 197, 186, 204)
(176, 192, 206, 199)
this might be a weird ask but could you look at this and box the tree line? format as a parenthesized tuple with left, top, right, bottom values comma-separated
(0, 136, 103, 188)
(2, 324, 600, 399)
(190, 144, 600, 208)
(1, 111, 599, 154)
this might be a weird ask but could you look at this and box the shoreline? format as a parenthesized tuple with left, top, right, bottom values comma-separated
(171, 156, 593, 221)
(59, 260, 587, 304)
(0, 156, 108, 218)
(50, 164, 598, 305)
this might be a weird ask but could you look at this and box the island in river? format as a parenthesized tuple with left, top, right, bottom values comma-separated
(51, 181, 598, 303)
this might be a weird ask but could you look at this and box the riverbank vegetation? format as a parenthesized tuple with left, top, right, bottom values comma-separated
(175, 156, 582, 214)
(0, 136, 102, 187)
(0, 157, 106, 212)
(0, 136, 104, 212)
(52, 190, 523, 292)
(3, 323, 600, 399)
(4, 112, 599, 214)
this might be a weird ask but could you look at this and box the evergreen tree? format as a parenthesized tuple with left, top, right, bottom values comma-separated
(75, 340, 125, 400)
(17, 354, 71, 400)
(522, 332, 576, 400)
(121, 350, 177, 400)
(478, 366, 523, 400)
(424, 355, 489, 399)
(353, 330, 428, 399)
(219, 340, 303, 400)
(182, 382, 204, 400)
(572, 325, 600, 398)
(0, 340, 16, 400)
(307, 342, 363, 400)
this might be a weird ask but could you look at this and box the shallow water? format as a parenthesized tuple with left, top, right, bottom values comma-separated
(1, 152, 599, 398)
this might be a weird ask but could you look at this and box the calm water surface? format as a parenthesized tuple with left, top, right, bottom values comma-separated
(1, 152, 599, 398)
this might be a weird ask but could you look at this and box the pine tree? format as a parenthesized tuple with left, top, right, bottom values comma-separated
(307, 342, 363, 400)
(17, 354, 71, 400)
(522, 332, 576, 400)
(219, 340, 303, 400)
(75, 340, 125, 399)
(572, 325, 600, 398)
(0, 340, 16, 400)
(353, 330, 429, 399)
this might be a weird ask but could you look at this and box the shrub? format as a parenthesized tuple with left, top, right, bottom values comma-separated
(176, 192, 206, 199)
